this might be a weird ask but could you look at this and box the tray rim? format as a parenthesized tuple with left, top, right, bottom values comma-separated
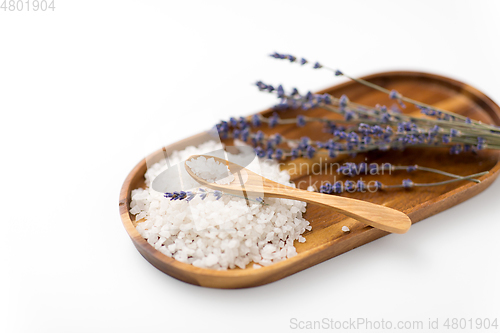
(119, 70, 500, 288)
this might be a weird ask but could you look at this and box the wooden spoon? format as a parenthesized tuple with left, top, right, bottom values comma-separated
(185, 154, 412, 234)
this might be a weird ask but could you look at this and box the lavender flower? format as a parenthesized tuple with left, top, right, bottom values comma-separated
(402, 179, 414, 188)
(269, 112, 279, 128)
(277, 85, 285, 98)
(296, 115, 307, 127)
(389, 90, 400, 100)
(251, 114, 261, 127)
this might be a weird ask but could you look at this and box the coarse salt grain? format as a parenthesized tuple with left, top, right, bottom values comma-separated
(342, 226, 350, 232)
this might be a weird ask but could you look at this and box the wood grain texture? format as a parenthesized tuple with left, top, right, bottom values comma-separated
(185, 154, 412, 234)
(119, 71, 500, 289)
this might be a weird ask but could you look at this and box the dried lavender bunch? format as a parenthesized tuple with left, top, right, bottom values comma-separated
(214, 71, 500, 160)
(208, 52, 498, 198)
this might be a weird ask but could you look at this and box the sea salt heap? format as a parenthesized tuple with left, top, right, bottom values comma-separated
(129, 141, 311, 270)
(185, 156, 235, 185)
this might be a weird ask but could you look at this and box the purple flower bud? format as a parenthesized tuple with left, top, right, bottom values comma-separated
(291, 87, 299, 96)
(328, 148, 337, 158)
(320, 183, 332, 194)
(238, 117, 248, 129)
(306, 146, 316, 159)
(274, 149, 283, 160)
(266, 140, 274, 150)
(266, 148, 274, 159)
(214, 191, 223, 200)
(255, 130, 264, 143)
(356, 180, 366, 192)
(449, 144, 462, 155)
(229, 117, 238, 127)
(274, 133, 283, 145)
(465, 117, 472, 124)
(277, 85, 285, 98)
(330, 182, 344, 194)
(300, 58, 307, 65)
(345, 180, 355, 192)
(450, 128, 459, 137)
(252, 114, 261, 127)
(389, 90, 400, 100)
(269, 112, 279, 128)
(380, 113, 391, 123)
(291, 148, 299, 159)
(402, 179, 414, 188)
(442, 135, 451, 144)
(241, 128, 249, 141)
(313, 62, 322, 69)
(334, 70, 343, 76)
(186, 191, 196, 202)
(348, 132, 360, 143)
(254, 147, 265, 158)
(371, 125, 383, 135)
(255, 81, 267, 91)
(339, 94, 349, 107)
(407, 165, 417, 172)
(322, 94, 332, 104)
(296, 115, 307, 127)
(266, 85, 275, 93)
(344, 111, 355, 121)
(299, 136, 310, 148)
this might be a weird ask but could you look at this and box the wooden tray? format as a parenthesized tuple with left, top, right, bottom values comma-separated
(119, 71, 500, 289)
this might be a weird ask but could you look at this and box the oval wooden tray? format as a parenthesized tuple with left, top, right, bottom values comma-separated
(119, 71, 500, 289)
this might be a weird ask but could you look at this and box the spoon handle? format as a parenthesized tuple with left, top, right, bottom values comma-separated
(264, 182, 411, 234)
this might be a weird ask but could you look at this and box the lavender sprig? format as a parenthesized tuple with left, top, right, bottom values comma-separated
(319, 171, 487, 194)
(269, 52, 500, 133)
(336, 163, 488, 183)
(164, 189, 266, 205)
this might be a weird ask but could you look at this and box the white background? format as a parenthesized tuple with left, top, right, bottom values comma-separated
(1, 1, 499, 332)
